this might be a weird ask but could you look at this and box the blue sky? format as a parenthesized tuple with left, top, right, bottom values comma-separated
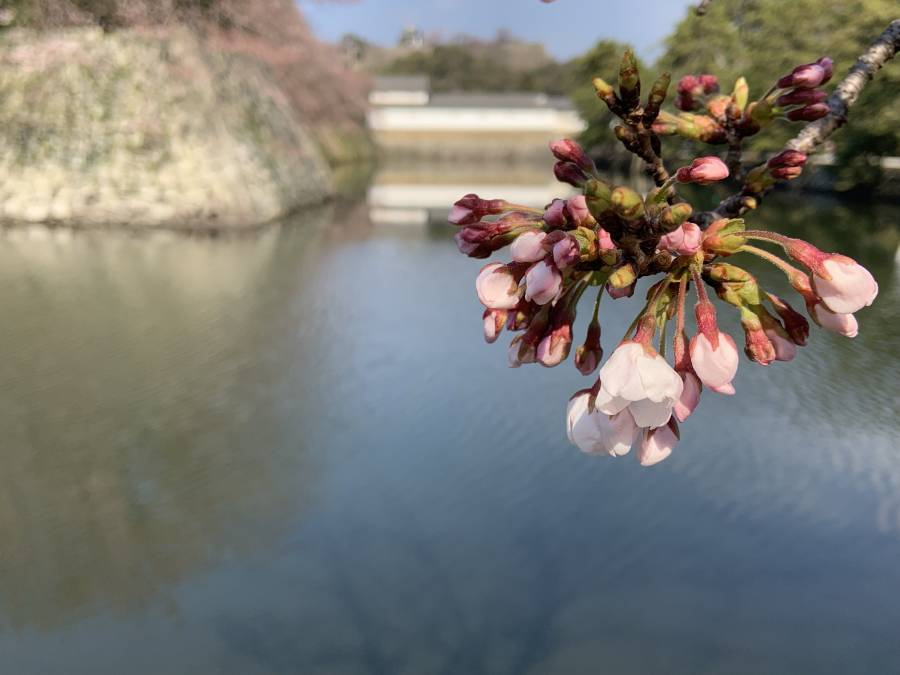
(300, 0, 697, 61)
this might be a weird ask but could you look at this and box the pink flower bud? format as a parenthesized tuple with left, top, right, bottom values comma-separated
(476, 263, 522, 310)
(770, 166, 804, 180)
(812, 255, 878, 315)
(565, 195, 595, 228)
(550, 138, 595, 173)
(567, 391, 638, 458)
(689, 330, 739, 391)
(597, 227, 616, 251)
(449, 194, 508, 225)
(776, 88, 827, 107)
(810, 304, 858, 338)
(607, 281, 635, 300)
(543, 199, 568, 228)
(765, 328, 797, 362)
(777, 62, 828, 89)
(574, 319, 602, 376)
(768, 294, 809, 345)
(537, 322, 573, 367)
(768, 150, 808, 169)
(508, 335, 536, 368)
(699, 74, 719, 94)
(482, 308, 507, 344)
(554, 161, 588, 188)
(787, 103, 829, 121)
(677, 75, 700, 95)
(676, 156, 729, 185)
(817, 57, 834, 83)
(709, 382, 735, 395)
(510, 230, 548, 263)
(638, 421, 678, 467)
(552, 235, 580, 269)
(658, 221, 702, 256)
(673, 371, 701, 423)
(523, 260, 562, 305)
(743, 326, 776, 366)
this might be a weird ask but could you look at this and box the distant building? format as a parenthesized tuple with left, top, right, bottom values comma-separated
(367, 76, 586, 157)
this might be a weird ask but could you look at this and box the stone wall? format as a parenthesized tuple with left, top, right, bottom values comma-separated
(0, 28, 334, 229)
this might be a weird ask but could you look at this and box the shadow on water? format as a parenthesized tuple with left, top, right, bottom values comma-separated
(0, 168, 898, 674)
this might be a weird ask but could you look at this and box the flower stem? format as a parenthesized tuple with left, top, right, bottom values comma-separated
(739, 244, 803, 278)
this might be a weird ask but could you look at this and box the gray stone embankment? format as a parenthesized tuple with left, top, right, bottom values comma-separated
(0, 28, 335, 229)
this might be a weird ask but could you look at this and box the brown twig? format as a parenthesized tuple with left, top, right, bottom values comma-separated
(700, 18, 900, 225)
(696, 0, 714, 15)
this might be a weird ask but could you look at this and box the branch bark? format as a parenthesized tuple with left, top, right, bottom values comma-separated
(700, 19, 900, 225)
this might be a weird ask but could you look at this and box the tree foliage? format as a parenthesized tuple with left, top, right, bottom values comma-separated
(657, 0, 899, 189)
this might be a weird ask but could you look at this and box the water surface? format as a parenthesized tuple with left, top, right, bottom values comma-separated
(0, 178, 898, 674)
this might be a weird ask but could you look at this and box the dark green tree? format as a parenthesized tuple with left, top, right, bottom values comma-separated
(657, 0, 899, 189)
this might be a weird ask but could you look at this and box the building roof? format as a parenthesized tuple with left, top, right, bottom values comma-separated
(429, 92, 575, 110)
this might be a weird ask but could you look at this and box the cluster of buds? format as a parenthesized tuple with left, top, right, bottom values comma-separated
(654, 57, 834, 157)
(450, 52, 878, 467)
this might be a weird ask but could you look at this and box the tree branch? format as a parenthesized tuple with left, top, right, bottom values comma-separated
(700, 19, 900, 225)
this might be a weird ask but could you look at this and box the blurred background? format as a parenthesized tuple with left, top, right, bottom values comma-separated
(0, 1, 898, 673)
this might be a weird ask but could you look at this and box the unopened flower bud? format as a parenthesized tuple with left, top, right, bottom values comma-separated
(593, 77, 617, 109)
(618, 49, 641, 107)
(574, 318, 602, 376)
(777, 61, 829, 89)
(740, 309, 776, 366)
(767, 294, 809, 346)
(776, 88, 827, 107)
(552, 234, 581, 269)
(768, 150, 808, 169)
(676, 156, 729, 185)
(524, 260, 563, 305)
(810, 304, 858, 338)
(537, 316, 573, 368)
(597, 227, 616, 252)
(565, 195, 596, 228)
(476, 263, 523, 310)
(510, 230, 548, 263)
(702, 218, 746, 256)
(783, 243, 879, 314)
(643, 71, 671, 123)
(787, 103, 829, 121)
(608, 262, 637, 293)
(554, 161, 587, 188)
(550, 139, 595, 174)
(674, 371, 702, 422)
(543, 198, 569, 228)
(817, 57, 834, 83)
(658, 222, 702, 256)
(483, 308, 508, 344)
(659, 203, 693, 230)
(449, 194, 508, 225)
(638, 421, 679, 467)
(731, 76, 749, 113)
(699, 74, 719, 94)
(770, 166, 804, 180)
(607, 281, 636, 299)
(610, 186, 645, 220)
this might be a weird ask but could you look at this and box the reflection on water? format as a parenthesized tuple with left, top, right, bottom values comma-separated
(0, 177, 898, 673)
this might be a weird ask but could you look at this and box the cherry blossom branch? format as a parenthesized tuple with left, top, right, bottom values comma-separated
(700, 19, 900, 225)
